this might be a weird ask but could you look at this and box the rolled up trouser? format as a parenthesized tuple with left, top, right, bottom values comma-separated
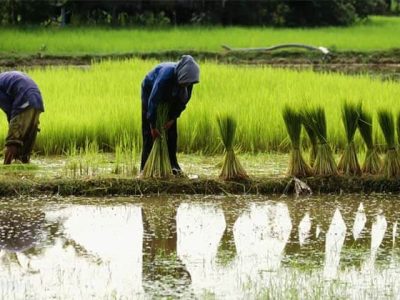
(5, 107, 41, 162)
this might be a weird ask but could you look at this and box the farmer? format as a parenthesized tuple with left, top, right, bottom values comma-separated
(0, 71, 44, 164)
(140, 55, 200, 175)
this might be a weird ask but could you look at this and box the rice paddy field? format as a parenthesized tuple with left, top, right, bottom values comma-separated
(1, 16, 400, 55)
(3, 59, 400, 156)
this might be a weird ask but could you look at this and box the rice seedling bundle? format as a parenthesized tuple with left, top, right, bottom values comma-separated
(302, 113, 318, 167)
(282, 106, 312, 177)
(358, 109, 381, 174)
(378, 110, 400, 178)
(142, 103, 172, 179)
(217, 115, 248, 180)
(302, 107, 338, 176)
(337, 102, 361, 175)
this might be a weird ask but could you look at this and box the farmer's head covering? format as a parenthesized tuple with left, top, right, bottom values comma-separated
(175, 55, 200, 85)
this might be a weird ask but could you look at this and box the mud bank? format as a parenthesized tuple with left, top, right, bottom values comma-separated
(0, 176, 399, 197)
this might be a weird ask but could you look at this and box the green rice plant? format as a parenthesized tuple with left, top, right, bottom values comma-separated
(142, 103, 172, 179)
(282, 106, 312, 177)
(302, 107, 337, 176)
(358, 109, 381, 174)
(301, 113, 318, 168)
(217, 115, 248, 180)
(337, 102, 361, 176)
(378, 110, 400, 178)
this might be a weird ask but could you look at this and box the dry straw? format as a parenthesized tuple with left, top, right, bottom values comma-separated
(217, 115, 248, 180)
(358, 109, 381, 174)
(282, 106, 312, 177)
(337, 102, 361, 175)
(302, 107, 338, 176)
(378, 110, 400, 178)
(142, 103, 172, 178)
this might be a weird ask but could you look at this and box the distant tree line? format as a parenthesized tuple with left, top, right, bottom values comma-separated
(0, 0, 396, 27)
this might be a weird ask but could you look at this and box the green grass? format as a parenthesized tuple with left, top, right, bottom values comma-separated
(1, 16, 400, 55)
(2, 59, 400, 155)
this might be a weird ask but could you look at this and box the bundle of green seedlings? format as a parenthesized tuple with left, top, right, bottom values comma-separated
(302, 107, 338, 176)
(302, 115, 318, 168)
(337, 102, 361, 175)
(142, 103, 172, 178)
(282, 106, 312, 177)
(358, 109, 381, 174)
(217, 114, 248, 180)
(378, 110, 400, 178)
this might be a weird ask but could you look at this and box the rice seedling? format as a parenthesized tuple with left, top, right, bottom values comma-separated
(282, 106, 312, 177)
(358, 109, 381, 174)
(337, 102, 361, 176)
(217, 115, 248, 180)
(301, 113, 318, 167)
(302, 107, 338, 176)
(378, 110, 400, 178)
(5, 59, 399, 156)
(142, 104, 172, 179)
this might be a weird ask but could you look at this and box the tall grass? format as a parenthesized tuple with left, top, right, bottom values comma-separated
(4, 59, 400, 156)
(1, 17, 400, 55)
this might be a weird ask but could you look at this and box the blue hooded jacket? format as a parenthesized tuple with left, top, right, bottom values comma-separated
(0, 71, 45, 121)
(141, 55, 200, 128)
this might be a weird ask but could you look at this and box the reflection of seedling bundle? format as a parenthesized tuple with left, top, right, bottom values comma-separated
(358, 109, 381, 174)
(143, 104, 172, 178)
(302, 107, 337, 176)
(378, 110, 400, 178)
(337, 103, 361, 176)
(217, 115, 248, 180)
(282, 106, 312, 177)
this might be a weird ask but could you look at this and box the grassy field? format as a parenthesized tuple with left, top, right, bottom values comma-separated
(1, 16, 400, 56)
(1, 59, 399, 155)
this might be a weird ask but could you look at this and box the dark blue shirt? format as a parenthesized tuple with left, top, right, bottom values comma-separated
(141, 63, 193, 127)
(0, 71, 45, 121)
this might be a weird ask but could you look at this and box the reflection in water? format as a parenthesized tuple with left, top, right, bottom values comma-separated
(177, 203, 225, 296)
(0, 195, 400, 298)
(353, 203, 367, 240)
(323, 208, 346, 279)
(298, 212, 311, 246)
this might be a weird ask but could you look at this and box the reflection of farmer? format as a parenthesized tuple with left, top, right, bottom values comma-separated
(0, 71, 44, 164)
(140, 55, 200, 175)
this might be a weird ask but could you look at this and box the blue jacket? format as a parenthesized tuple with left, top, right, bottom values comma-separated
(141, 63, 193, 128)
(0, 71, 45, 121)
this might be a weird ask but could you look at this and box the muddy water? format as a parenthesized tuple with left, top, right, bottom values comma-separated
(0, 194, 399, 299)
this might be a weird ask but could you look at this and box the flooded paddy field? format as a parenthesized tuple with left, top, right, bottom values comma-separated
(1, 194, 400, 299)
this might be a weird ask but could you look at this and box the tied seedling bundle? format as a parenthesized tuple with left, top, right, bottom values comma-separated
(302, 107, 338, 176)
(282, 106, 312, 177)
(378, 110, 400, 178)
(358, 109, 381, 174)
(302, 113, 318, 168)
(142, 103, 172, 178)
(337, 102, 361, 175)
(217, 115, 248, 180)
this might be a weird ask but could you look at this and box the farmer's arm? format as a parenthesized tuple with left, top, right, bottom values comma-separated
(169, 84, 193, 120)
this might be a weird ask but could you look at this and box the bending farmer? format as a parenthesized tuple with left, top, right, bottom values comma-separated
(0, 71, 44, 164)
(141, 55, 200, 174)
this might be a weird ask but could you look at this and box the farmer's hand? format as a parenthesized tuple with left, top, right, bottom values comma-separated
(164, 120, 175, 130)
(151, 128, 161, 140)
(4, 145, 18, 165)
